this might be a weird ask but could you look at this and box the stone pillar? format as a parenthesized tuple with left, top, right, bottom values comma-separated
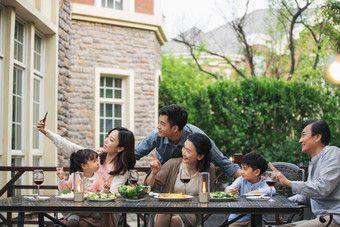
(58, 0, 72, 167)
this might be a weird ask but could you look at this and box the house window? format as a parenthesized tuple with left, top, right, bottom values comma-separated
(101, 0, 123, 10)
(33, 33, 44, 152)
(99, 77, 122, 147)
(14, 21, 24, 62)
(11, 157, 23, 196)
(34, 34, 42, 72)
(0, 6, 4, 156)
(12, 67, 24, 150)
(95, 68, 134, 149)
(12, 20, 26, 152)
(32, 78, 41, 150)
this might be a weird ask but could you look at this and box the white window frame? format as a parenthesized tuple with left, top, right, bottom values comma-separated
(94, 68, 134, 149)
(32, 31, 45, 156)
(11, 156, 24, 196)
(33, 32, 45, 75)
(32, 76, 43, 155)
(12, 18, 27, 156)
(0, 5, 4, 156)
(95, 0, 132, 11)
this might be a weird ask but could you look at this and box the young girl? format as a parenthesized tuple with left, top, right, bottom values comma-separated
(57, 149, 106, 227)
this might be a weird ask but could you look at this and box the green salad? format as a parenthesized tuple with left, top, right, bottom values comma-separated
(87, 192, 116, 199)
(118, 185, 149, 200)
(59, 189, 72, 195)
(210, 191, 239, 198)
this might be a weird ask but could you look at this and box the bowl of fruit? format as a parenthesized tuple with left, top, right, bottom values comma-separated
(118, 185, 150, 201)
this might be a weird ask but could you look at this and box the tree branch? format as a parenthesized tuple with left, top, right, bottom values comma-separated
(173, 38, 218, 79)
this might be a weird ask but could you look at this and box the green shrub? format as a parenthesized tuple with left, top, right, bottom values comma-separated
(160, 76, 340, 166)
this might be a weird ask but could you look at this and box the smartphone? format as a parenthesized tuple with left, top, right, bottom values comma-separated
(43, 112, 48, 123)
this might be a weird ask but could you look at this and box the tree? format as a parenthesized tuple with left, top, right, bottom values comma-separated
(317, 0, 340, 52)
(166, 0, 337, 82)
(269, 0, 314, 78)
(172, 0, 256, 79)
(159, 55, 213, 108)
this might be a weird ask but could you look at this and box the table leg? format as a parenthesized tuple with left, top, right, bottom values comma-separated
(17, 212, 25, 227)
(143, 214, 148, 227)
(201, 214, 204, 227)
(251, 214, 262, 227)
(38, 213, 44, 227)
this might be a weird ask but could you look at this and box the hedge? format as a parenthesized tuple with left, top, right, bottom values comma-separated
(160, 77, 340, 165)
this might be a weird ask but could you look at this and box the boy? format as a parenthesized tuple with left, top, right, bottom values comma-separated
(225, 151, 275, 227)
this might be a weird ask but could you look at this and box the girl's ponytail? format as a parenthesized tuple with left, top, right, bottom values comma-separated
(69, 149, 98, 173)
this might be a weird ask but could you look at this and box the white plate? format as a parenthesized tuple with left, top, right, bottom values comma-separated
(124, 197, 147, 202)
(56, 195, 74, 200)
(148, 192, 159, 197)
(88, 198, 116, 202)
(210, 197, 239, 202)
(24, 196, 50, 201)
(243, 193, 267, 197)
(246, 196, 270, 201)
(154, 195, 193, 201)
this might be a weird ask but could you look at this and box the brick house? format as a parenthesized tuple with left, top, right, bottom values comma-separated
(0, 0, 167, 195)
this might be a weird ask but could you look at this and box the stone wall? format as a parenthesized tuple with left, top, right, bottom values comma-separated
(67, 20, 161, 163)
(58, 0, 72, 166)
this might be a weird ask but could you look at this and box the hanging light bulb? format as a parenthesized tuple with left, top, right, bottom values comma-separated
(327, 53, 340, 85)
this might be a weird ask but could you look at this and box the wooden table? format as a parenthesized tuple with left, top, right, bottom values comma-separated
(0, 195, 300, 227)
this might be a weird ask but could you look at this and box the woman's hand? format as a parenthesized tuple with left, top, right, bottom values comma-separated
(150, 153, 161, 175)
(37, 118, 48, 135)
(146, 153, 161, 188)
(103, 182, 110, 193)
(269, 163, 292, 187)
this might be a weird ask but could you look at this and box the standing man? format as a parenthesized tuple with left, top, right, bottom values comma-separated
(270, 119, 340, 227)
(135, 104, 241, 178)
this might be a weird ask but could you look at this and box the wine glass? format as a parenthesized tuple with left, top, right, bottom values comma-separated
(128, 170, 139, 186)
(264, 171, 276, 202)
(180, 168, 191, 194)
(33, 169, 44, 197)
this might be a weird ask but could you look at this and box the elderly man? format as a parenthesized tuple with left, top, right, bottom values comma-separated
(135, 104, 241, 178)
(270, 119, 340, 227)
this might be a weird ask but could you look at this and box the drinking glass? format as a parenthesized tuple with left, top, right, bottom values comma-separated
(128, 170, 139, 186)
(33, 169, 44, 197)
(180, 168, 191, 194)
(264, 171, 276, 202)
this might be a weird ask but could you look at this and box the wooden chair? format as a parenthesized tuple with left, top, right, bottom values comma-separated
(265, 162, 306, 225)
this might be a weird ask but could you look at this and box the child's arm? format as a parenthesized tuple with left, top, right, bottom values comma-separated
(225, 186, 239, 195)
(225, 176, 242, 195)
(58, 172, 73, 191)
(247, 190, 261, 194)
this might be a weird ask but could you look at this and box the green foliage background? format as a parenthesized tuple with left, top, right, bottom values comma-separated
(160, 55, 340, 166)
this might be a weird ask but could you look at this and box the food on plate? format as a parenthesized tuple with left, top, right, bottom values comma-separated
(209, 191, 239, 198)
(59, 189, 71, 195)
(118, 185, 149, 200)
(157, 193, 188, 198)
(58, 189, 74, 198)
(87, 192, 116, 200)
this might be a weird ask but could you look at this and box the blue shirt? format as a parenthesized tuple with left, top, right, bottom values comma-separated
(135, 124, 240, 177)
(226, 176, 275, 222)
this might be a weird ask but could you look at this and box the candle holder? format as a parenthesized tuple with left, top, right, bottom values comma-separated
(73, 172, 84, 202)
(199, 172, 210, 203)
